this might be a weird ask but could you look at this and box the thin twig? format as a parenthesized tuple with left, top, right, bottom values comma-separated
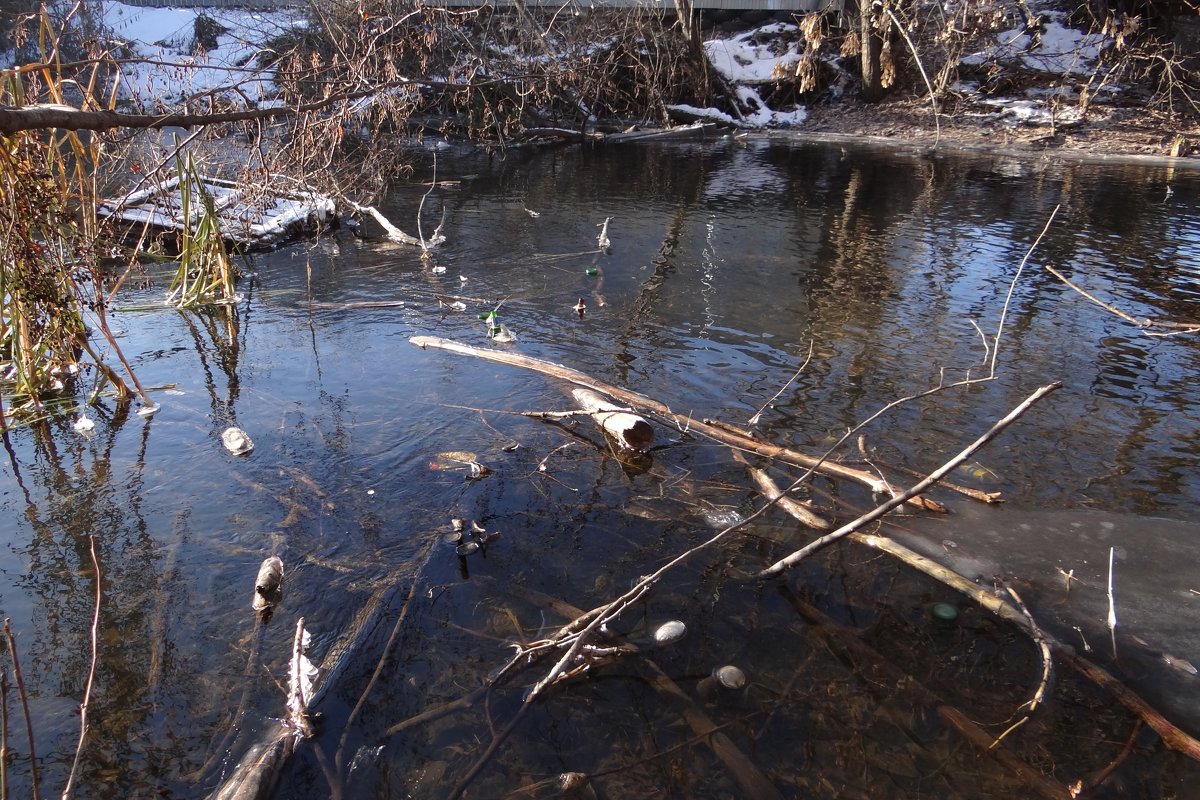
(1, 668, 9, 800)
(858, 448, 1002, 504)
(990, 584, 1052, 749)
(748, 340, 813, 425)
(1044, 264, 1200, 335)
(60, 537, 102, 800)
(1069, 720, 1142, 796)
(884, 7, 940, 148)
(1108, 546, 1118, 660)
(1, 620, 39, 800)
(991, 205, 1059, 377)
(416, 151, 439, 251)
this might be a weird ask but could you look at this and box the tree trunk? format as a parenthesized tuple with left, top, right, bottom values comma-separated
(860, 0, 885, 102)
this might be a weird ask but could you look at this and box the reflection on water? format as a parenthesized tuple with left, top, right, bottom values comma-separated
(1, 136, 1200, 798)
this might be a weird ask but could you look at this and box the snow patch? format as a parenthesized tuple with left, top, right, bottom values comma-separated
(101, 2, 300, 107)
(680, 25, 808, 129)
(964, 10, 1108, 76)
(704, 23, 803, 84)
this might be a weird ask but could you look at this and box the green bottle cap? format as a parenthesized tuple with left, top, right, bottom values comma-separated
(931, 603, 959, 622)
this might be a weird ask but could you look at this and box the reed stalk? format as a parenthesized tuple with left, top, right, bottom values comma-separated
(165, 152, 239, 308)
(0, 9, 153, 414)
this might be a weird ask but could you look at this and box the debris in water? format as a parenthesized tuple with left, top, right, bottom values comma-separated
(1163, 654, 1198, 676)
(450, 520, 501, 558)
(652, 620, 687, 646)
(712, 664, 747, 689)
(524, 207, 540, 218)
(73, 414, 96, 434)
(701, 507, 745, 529)
(489, 324, 517, 344)
(698, 664, 748, 702)
(222, 427, 254, 455)
(252, 556, 284, 622)
(931, 602, 959, 623)
(597, 216, 612, 250)
(430, 452, 492, 479)
(572, 298, 586, 316)
(137, 404, 160, 417)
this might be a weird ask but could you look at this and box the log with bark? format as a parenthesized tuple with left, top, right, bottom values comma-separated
(409, 335, 953, 511)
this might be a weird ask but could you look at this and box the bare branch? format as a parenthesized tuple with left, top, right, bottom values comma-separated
(61, 536, 102, 800)
(756, 382, 1062, 579)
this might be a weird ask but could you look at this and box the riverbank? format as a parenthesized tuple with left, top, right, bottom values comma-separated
(796, 94, 1200, 163)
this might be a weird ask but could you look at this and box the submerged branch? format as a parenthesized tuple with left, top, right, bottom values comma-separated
(0, 621, 38, 800)
(750, 460, 1200, 764)
(60, 537, 102, 800)
(756, 382, 1062, 579)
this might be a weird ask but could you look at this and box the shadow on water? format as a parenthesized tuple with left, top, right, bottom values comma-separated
(2, 135, 1200, 798)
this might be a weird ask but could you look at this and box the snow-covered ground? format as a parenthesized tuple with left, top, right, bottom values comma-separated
(99, 2, 301, 106)
(21, 1, 1116, 130)
(672, 24, 809, 127)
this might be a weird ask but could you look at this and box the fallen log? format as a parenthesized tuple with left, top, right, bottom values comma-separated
(205, 583, 406, 799)
(734, 454, 831, 531)
(408, 335, 952, 510)
(638, 658, 785, 800)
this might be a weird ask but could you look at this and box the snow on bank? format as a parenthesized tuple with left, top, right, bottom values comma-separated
(958, 6, 1115, 125)
(101, 2, 301, 106)
(669, 24, 808, 128)
(965, 9, 1107, 77)
(84, 2, 1112, 132)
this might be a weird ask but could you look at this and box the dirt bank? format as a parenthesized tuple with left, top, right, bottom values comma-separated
(798, 94, 1200, 164)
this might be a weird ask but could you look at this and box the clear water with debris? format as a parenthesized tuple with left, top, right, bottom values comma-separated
(2, 135, 1200, 798)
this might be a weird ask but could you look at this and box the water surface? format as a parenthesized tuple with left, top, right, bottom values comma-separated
(2, 135, 1200, 798)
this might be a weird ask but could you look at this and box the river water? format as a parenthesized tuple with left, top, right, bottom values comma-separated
(2, 134, 1199, 798)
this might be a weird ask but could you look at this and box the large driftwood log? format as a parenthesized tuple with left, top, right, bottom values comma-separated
(409, 336, 951, 510)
